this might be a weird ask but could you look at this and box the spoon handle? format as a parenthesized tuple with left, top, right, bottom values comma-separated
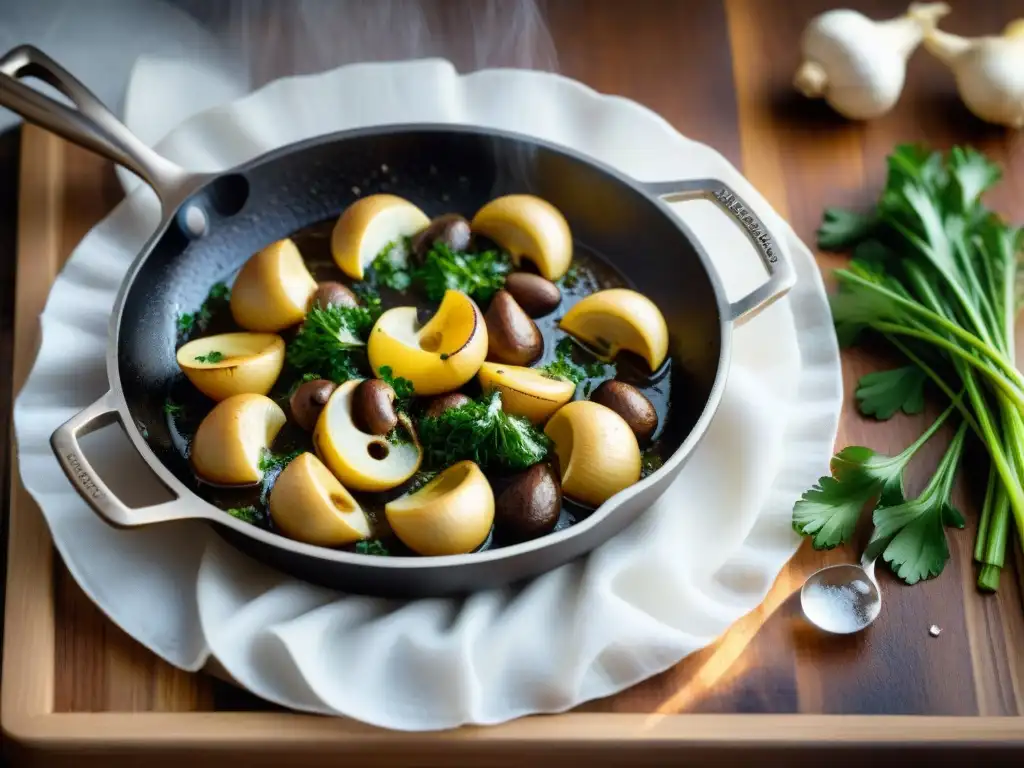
(860, 553, 878, 582)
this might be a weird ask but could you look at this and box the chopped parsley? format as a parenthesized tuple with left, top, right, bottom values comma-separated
(287, 303, 379, 383)
(177, 282, 230, 339)
(377, 365, 415, 404)
(540, 337, 613, 385)
(369, 239, 413, 291)
(355, 539, 389, 556)
(194, 351, 224, 363)
(226, 506, 262, 524)
(417, 390, 550, 472)
(640, 449, 664, 479)
(560, 264, 581, 289)
(258, 448, 302, 474)
(412, 243, 511, 303)
(163, 399, 184, 417)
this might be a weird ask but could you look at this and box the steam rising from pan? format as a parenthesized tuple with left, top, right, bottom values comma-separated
(176, 0, 558, 87)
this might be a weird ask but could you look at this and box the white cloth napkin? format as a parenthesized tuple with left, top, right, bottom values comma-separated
(14, 56, 842, 730)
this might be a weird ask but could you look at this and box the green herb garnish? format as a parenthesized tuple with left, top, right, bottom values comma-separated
(194, 351, 224, 363)
(560, 263, 581, 289)
(377, 365, 415, 404)
(855, 366, 927, 420)
(540, 337, 612, 385)
(287, 303, 379, 383)
(164, 400, 184, 417)
(258, 448, 302, 474)
(177, 281, 230, 339)
(640, 449, 664, 479)
(417, 390, 550, 471)
(369, 239, 413, 291)
(355, 539, 389, 556)
(226, 506, 262, 524)
(412, 243, 511, 303)
(352, 281, 383, 312)
(795, 143, 1024, 590)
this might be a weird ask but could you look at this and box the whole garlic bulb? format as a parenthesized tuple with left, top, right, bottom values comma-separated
(923, 19, 1024, 128)
(794, 3, 951, 119)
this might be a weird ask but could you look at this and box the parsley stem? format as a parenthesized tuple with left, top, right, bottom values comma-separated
(885, 335, 981, 438)
(978, 564, 1002, 592)
(975, 464, 997, 563)
(837, 269, 1024, 390)
(873, 322, 1024, 411)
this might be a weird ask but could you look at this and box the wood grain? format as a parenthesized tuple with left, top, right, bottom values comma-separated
(3, 0, 1024, 759)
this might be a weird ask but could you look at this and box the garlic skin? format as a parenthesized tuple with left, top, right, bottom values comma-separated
(923, 19, 1024, 129)
(794, 3, 950, 119)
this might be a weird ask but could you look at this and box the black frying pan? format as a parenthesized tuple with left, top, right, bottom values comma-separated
(1, 46, 794, 598)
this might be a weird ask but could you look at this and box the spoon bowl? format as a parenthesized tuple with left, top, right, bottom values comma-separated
(800, 559, 881, 634)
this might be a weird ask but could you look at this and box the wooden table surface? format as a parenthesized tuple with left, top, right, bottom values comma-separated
(5, 0, 1024, 725)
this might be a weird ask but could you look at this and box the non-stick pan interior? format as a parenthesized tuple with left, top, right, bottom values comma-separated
(116, 126, 724, 494)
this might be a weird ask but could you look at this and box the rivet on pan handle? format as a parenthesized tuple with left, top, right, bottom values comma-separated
(50, 392, 206, 528)
(645, 178, 796, 324)
(0, 45, 193, 212)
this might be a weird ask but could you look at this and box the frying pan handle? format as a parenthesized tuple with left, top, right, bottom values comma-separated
(0, 45, 192, 210)
(646, 178, 796, 324)
(50, 391, 206, 528)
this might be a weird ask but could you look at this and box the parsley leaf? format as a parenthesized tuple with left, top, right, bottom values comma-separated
(258, 448, 302, 474)
(418, 390, 550, 472)
(640, 449, 664, 479)
(412, 243, 511, 303)
(164, 399, 184, 417)
(287, 303, 379, 383)
(865, 422, 968, 584)
(560, 264, 581, 289)
(539, 337, 613, 385)
(369, 239, 412, 291)
(226, 506, 263, 524)
(177, 282, 231, 340)
(355, 539, 389, 556)
(792, 405, 954, 549)
(855, 366, 927, 420)
(377, 365, 415, 404)
(818, 208, 878, 251)
(194, 351, 224, 363)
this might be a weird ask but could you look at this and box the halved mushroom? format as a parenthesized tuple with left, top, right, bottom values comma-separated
(384, 460, 494, 556)
(559, 288, 669, 371)
(191, 393, 287, 485)
(176, 332, 285, 401)
(477, 362, 574, 424)
(268, 452, 372, 547)
(471, 194, 572, 281)
(543, 400, 641, 507)
(313, 379, 422, 492)
(331, 194, 430, 280)
(367, 289, 488, 396)
(230, 238, 318, 332)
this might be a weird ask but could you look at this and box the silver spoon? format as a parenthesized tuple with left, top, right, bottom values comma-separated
(800, 553, 881, 634)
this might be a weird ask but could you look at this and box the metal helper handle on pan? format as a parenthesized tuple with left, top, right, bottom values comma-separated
(645, 179, 796, 324)
(0, 45, 192, 210)
(50, 392, 210, 528)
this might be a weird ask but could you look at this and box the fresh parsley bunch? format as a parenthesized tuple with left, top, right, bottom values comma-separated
(795, 144, 1024, 591)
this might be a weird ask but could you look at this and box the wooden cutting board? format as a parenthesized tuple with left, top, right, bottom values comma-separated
(3, 1, 1024, 764)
